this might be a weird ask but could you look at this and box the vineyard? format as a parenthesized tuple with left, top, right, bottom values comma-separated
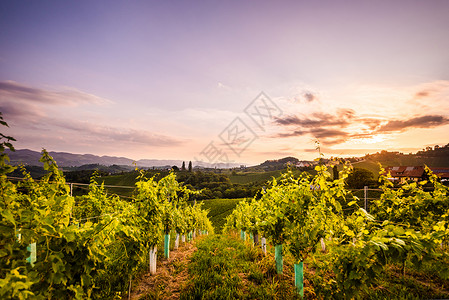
(0, 144, 213, 299)
(1, 115, 449, 299)
(224, 164, 449, 298)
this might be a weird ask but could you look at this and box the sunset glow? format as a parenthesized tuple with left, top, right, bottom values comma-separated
(1, 1, 448, 165)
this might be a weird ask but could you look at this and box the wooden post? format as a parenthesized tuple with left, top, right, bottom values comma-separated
(320, 237, 326, 252)
(175, 233, 180, 250)
(149, 246, 157, 274)
(128, 275, 132, 300)
(254, 232, 259, 246)
(261, 237, 267, 255)
(364, 185, 368, 211)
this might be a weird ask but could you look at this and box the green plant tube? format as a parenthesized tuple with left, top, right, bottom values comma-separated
(164, 234, 170, 258)
(26, 243, 36, 267)
(294, 262, 304, 297)
(241, 230, 246, 241)
(275, 244, 283, 274)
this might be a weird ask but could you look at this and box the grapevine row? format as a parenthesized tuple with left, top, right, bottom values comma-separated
(224, 163, 449, 298)
(0, 149, 213, 299)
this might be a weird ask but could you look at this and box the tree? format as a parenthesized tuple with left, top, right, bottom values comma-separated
(333, 165, 339, 180)
(346, 168, 376, 189)
(188, 161, 192, 172)
(181, 161, 186, 171)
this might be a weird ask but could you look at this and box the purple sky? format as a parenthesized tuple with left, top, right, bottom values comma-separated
(1, 0, 449, 165)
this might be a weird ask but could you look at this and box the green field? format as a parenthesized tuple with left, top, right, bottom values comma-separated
(228, 170, 284, 184)
(198, 198, 245, 232)
(350, 160, 381, 177)
(97, 172, 138, 198)
(229, 168, 309, 184)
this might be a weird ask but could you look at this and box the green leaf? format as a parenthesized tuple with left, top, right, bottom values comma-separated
(65, 231, 75, 242)
(81, 274, 91, 287)
(394, 238, 406, 246)
(0, 249, 7, 257)
(1, 210, 15, 225)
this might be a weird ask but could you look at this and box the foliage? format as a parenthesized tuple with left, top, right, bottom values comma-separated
(0, 140, 213, 299)
(226, 161, 449, 298)
(345, 167, 377, 189)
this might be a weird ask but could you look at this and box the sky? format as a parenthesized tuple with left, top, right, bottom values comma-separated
(1, 0, 449, 166)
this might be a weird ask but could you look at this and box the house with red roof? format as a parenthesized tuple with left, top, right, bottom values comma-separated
(384, 166, 425, 184)
(384, 166, 449, 183)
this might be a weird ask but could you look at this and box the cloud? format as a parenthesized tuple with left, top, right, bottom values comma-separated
(278, 128, 348, 139)
(274, 108, 355, 128)
(274, 115, 303, 126)
(46, 118, 184, 147)
(272, 103, 449, 146)
(291, 91, 319, 103)
(277, 129, 307, 138)
(0, 80, 110, 106)
(0, 80, 115, 129)
(378, 115, 449, 132)
(304, 92, 316, 102)
(0, 100, 42, 119)
(415, 91, 430, 98)
(310, 128, 349, 139)
(217, 82, 232, 91)
(0, 98, 47, 128)
(0, 81, 183, 149)
(303, 147, 383, 156)
(273, 108, 358, 144)
(358, 118, 382, 130)
(413, 80, 449, 99)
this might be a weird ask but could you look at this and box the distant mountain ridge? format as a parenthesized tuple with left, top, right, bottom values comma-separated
(4, 149, 241, 168)
(6, 144, 449, 171)
(364, 144, 449, 167)
(5, 149, 185, 168)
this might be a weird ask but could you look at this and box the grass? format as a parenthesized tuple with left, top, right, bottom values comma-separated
(198, 198, 245, 232)
(350, 160, 382, 178)
(179, 234, 301, 300)
(229, 170, 285, 184)
(228, 169, 309, 185)
(98, 171, 139, 198)
(134, 232, 449, 299)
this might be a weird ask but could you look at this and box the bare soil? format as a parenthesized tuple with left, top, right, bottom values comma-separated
(129, 238, 201, 300)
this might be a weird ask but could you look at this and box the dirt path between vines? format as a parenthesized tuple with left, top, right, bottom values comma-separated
(129, 239, 200, 300)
